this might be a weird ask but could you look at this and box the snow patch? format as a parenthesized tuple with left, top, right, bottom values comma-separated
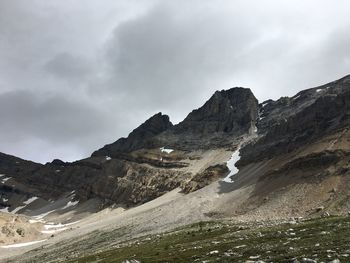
(41, 221, 79, 234)
(29, 219, 44, 224)
(61, 200, 79, 210)
(10, 196, 39, 214)
(32, 209, 56, 219)
(258, 115, 265, 121)
(23, 196, 39, 205)
(160, 147, 174, 154)
(261, 102, 269, 107)
(43, 221, 80, 230)
(1, 239, 47, 248)
(222, 148, 241, 183)
(0, 207, 9, 213)
(105, 156, 112, 161)
(41, 228, 67, 234)
(11, 205, 26, 214)
(316, 87, 329, 93)
(1, 177, 11, 183)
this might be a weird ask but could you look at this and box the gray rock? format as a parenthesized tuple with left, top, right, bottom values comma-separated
(239, 75, 350, 166)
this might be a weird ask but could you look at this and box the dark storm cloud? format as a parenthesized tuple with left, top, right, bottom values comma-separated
(0, 0, 349, 163)
(0, 90, 110, 160)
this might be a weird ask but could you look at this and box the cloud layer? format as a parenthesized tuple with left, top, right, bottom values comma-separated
(0, 0, 349, 163)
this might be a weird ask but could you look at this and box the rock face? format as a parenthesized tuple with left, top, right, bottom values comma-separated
(93, 87, 259, 154)
(92, 112, 173, 157)
(154, 87, 258, 150)
(175, 87, 258, 135)
(181, 164, 229, 194)
(0, 152, 191, 210)
(239, 75, 350, 166)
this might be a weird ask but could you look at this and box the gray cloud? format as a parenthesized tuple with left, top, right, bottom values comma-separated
(45, 53, 93, 81)
(0, 0, 349, 163)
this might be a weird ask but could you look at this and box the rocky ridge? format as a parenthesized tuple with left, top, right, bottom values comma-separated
(0, 75, 350, 221)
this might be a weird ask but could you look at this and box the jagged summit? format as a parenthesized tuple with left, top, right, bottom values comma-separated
(152, 87, 258, 150)
(174, 87, 258, 135)
(93, 87, 259, 154)
(92, 112, 172, 157)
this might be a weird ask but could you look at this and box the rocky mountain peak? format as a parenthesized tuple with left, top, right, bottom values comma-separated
(92, 112, 172, 157)
(173, 87, 258, 135)
(149, 87, 258, 150)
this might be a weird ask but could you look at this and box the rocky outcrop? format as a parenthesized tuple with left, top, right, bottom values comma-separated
(0, 153, 192, 208)
(181, 164, 229, 194)
(0, 213, 42, 246)
(92, 112, 173, 157)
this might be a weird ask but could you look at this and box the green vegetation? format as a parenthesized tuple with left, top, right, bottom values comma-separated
(66, 216, 350, 263)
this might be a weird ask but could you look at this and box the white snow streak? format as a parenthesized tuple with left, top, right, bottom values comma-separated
(1, 239, 47, 248)
(23, 196, 39, 205)
(11, 205, 26, 214)
(222, 148, 241, 183)
(61, 200, 79, 210)
(41, 228, 67, 234)
(1, 177, 11, 183)
(32, 209, 56, 219)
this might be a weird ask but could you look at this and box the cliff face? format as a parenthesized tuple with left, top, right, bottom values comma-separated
(174, 87, 258, 135)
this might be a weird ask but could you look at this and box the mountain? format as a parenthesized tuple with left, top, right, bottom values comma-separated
(1, 75, 350, 262)
(0, 87, 258, 214)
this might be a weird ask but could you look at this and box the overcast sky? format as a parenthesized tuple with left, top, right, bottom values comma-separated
(0, 0, 349, 163)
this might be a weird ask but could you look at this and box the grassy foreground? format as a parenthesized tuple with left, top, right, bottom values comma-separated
(66, 216, 350, 263)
